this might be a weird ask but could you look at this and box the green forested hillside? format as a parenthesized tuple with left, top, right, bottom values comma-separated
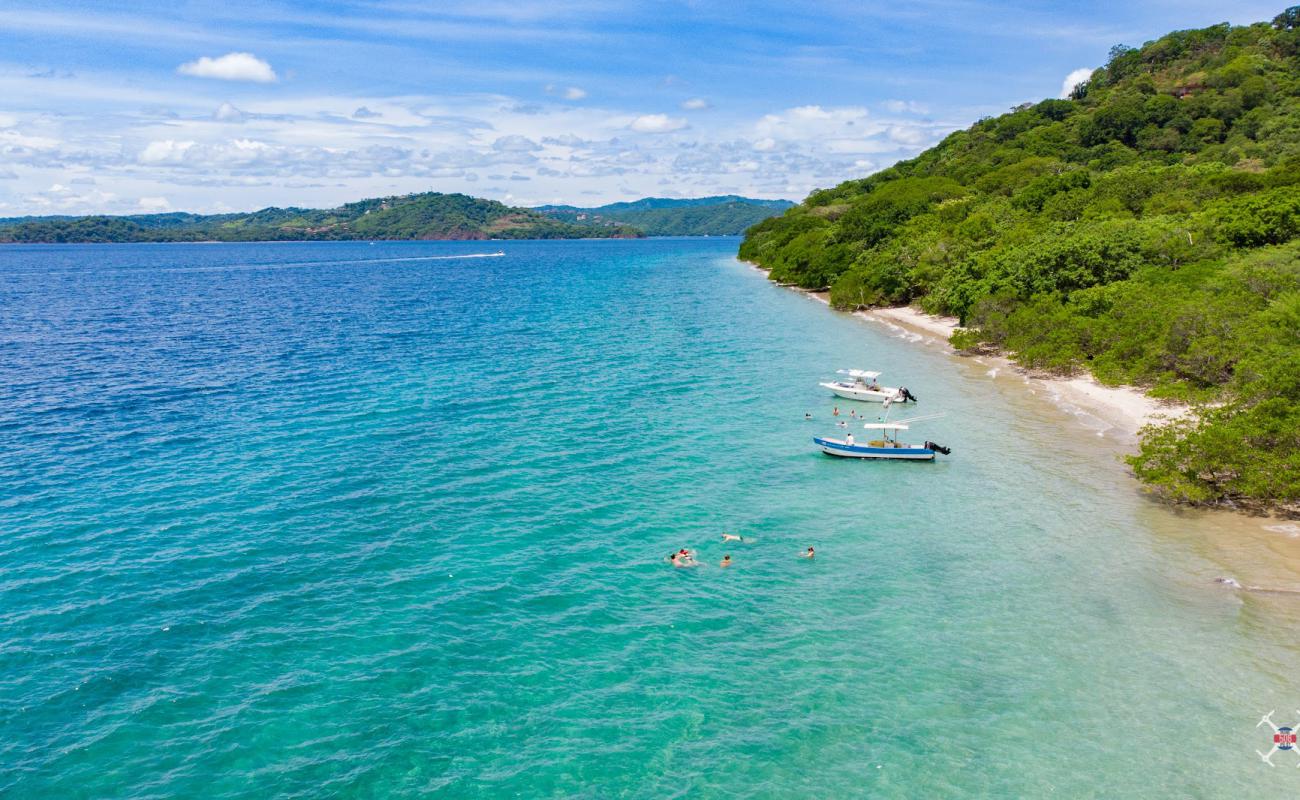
(740, 10, 1300, 510)
(0, 192, 641, 243)
(537, 196, 793, 235)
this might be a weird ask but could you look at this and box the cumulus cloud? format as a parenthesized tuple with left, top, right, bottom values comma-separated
(629, 114, 687, 133)
(1059, 68, 1094, 98)
(542, 134, 589, 147)
(757, 105, 870, 144)
(0, 77, 958, 213)
(18, 183, 120, 213)
(214, 102, 246, 123)
(139, 139, 197, 164)
(177, 52, 278, 83)
(886, 125, 929, 146)
(492, 134, 542, 152)
(681, 97, 710, 110)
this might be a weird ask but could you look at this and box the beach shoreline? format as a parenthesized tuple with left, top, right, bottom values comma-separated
(855, 304, 1189, 439)
(744, 260, 1188, 441)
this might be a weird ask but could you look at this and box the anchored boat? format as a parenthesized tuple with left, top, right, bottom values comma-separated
(813, 415, 951, 461)
(819, 370, 917, 404)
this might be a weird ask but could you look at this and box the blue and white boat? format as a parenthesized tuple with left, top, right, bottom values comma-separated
(814, 420, 951, 461)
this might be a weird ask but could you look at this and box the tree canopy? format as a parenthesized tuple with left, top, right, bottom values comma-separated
(739, 11, 1300, 511)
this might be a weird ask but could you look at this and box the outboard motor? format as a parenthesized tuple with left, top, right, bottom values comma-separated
(899, 386, 918, 403)
(924, 440, 951, 455)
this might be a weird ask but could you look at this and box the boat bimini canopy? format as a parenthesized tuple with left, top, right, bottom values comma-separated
(838, 369, 881, 380)
(862, 422, 909, 430)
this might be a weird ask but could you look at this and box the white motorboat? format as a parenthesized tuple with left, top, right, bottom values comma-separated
(819, 370, 917, 403)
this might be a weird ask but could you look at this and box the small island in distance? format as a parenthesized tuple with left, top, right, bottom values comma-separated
(0, 193, 792, 243)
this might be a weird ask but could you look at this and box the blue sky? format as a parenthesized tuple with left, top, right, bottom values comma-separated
(0, 0, 1280, 214)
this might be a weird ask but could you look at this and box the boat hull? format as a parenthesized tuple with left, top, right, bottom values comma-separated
(819, 382, 904, 403)
(813, 436, 936, 460)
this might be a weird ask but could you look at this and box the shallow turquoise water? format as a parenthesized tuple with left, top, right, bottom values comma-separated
(2, 238, 1298, 797)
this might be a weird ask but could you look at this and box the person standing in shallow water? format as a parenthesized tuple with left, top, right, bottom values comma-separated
(801, 547, 815, 559)
(720, 555, 732, 567)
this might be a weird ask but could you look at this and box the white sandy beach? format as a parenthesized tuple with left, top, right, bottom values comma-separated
(855, 304, 1188, 439)
(751, 257, 1191, 440)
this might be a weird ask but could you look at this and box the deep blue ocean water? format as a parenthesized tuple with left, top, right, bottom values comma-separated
(2, 238, 1299, 797)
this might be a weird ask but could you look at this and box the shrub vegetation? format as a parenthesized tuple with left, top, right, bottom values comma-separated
(739, 10, 1300, 510)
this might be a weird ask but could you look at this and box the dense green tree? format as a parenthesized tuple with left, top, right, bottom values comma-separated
(741, 12, 1300, 510)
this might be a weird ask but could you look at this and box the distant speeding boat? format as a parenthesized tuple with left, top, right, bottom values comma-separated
(819, 370, 917, 403)
(813, 416, 950, 460)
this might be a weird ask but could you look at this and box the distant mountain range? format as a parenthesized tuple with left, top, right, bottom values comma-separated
(535, 195, 794, 236)
(0, 193, 792, 243)
(0, 193, 642, 243)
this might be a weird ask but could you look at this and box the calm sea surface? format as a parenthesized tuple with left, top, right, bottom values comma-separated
(2, 239, 1299, 797)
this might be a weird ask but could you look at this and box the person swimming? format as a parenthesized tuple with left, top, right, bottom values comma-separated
(801, 546, 815, 559)
(721, 532, 744, 543)
(804, 412, 812, 420)
(720, 554, 732, 567)
(833, 406, 840, 416)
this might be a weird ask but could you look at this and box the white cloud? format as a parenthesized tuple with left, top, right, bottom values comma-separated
(214, 102, 246, 122)
(1059, 67, 1094, 98)
(139, 139, 196, 164)
(0, 75, 956, 212)
(542, 134, 588, 147)
(492, 134, 542, 152)
(886, 125, 929, 146)
(177, 52, 278, 83)
(882, 99, 928, 114)
(757, 105, 870, 143)
(138, 196, 172, 211)
(629, 113, 687, 133)
(681, 97, 710, 110)
(543, 84, 587, 101)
